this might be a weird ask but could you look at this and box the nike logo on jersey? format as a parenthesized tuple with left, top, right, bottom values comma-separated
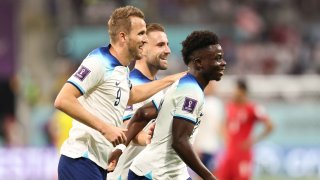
(115, 81, 120, 86)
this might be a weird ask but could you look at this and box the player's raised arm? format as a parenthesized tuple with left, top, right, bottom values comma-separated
(128, 71, 186, 105)
(172, 118, 217, 180)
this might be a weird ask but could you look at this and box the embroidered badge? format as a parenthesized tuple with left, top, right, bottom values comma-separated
(75, 66, 91, 81)
(182, 97, 197, 113)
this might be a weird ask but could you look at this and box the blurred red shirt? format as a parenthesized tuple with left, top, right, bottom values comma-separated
(225, 101, 268, 156)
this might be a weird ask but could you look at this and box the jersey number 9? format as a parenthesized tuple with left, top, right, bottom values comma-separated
(114, 88, 121, 106)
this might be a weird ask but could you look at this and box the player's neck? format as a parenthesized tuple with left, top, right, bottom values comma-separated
(109, 44, 131, 66)
(235, 97, 247, 104)
(135, 60, 157, 80)
(188, 69, 208, 90)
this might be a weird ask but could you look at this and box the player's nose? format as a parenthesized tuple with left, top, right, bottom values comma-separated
(165, 45, 171, 54)
(142, 34, 148, 44)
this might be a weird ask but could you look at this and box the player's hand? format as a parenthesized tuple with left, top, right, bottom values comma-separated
(146, 122, 156, 144)
(163, 71, 187, 83)
(101, 125, 127, 147)
(107, 149, 123, 172)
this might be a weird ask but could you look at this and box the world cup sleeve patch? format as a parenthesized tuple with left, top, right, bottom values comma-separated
(75, 66, 91, 81)
(182, 97, 197, 113)
(125, 105, 133, 111)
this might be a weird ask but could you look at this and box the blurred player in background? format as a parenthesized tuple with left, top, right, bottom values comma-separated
(107, 23, 171, 180)
(193, 81, 224, 172)
(47, 110, 72, 150)
(109, 30, 226, 180)
(215, 79, 274, 180)
(54, 6, 184, 180)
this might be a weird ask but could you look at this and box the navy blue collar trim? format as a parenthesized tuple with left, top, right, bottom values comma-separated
(107, 44, 124, 67)
(187, 73, 204, 91)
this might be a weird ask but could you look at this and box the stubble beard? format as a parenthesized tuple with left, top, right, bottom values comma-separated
(158, 63, 168, 70)
(128, 45, 141, 60)
(157, 55, 169, 70)
(152, 58, 168, 71)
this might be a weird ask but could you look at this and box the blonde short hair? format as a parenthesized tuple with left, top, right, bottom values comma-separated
(108, 6, 145, 43)
(146, 23, 165, 34)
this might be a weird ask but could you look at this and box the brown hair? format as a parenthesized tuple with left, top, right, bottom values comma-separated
(146, 23, 165, 34)
(108, 6, 145, 43)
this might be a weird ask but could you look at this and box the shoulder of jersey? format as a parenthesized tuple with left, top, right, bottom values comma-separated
(177, 74, 203, 91)
(86, 46, 122, 69)
(130, 69, 152, 85)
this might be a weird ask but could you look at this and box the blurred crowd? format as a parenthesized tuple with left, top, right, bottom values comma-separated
(1, 0, 320, 152)
(51, 0, 320, 75)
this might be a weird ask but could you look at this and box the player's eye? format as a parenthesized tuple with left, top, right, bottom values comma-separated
(215, 55, 223, 61)
(138, 31, 145, 35)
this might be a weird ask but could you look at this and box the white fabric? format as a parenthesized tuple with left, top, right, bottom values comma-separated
(60, 46, 131, 169)
(130, 74, 204, 179)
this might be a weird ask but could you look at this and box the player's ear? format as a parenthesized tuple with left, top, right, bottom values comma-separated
(193, 57, 202, 70)
(118, 31, 127, 42)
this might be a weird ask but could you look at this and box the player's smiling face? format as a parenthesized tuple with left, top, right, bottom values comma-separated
(200, 44, 226, 81)
(127, 16, 147, 60)
(144, 31, 171, 70)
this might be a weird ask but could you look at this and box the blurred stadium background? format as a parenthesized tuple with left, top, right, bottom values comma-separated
(1, 0, 320, 179)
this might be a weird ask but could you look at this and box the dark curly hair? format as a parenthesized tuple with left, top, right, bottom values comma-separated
(181, 31, 219, 65)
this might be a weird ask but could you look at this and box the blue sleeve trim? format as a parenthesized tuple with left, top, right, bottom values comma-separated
(173, 115, 196, 124)
(122, 114, 132, 121)
(67, 81, 85, 95)
(152, 100, 159, 111)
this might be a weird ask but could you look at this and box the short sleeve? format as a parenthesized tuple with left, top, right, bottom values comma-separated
(254, 104, 268, 121)
(123, 92, 163, 121)
(67, 58, 104, 95)
(122, 102, 143, 121)
(172, 89, 203, 124)
(151, 94, 164, 112)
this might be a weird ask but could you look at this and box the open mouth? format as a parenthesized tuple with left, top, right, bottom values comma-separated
(219, 68, 225, 75)
(159, 56, 168, 62)
(138, 44, 144, 51)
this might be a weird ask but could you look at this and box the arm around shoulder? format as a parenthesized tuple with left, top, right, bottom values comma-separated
(128, 71, 186, 105)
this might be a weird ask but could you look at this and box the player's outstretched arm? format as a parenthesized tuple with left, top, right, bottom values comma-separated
(54, 83, 127, 146)
(172, 118, 217, 180)
(128, 71, 186, 105)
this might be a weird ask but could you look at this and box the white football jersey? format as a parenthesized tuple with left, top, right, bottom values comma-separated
(60, 45, 132, 168)
(130, 73, 204, 180)
(108, 69, 163, 180)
